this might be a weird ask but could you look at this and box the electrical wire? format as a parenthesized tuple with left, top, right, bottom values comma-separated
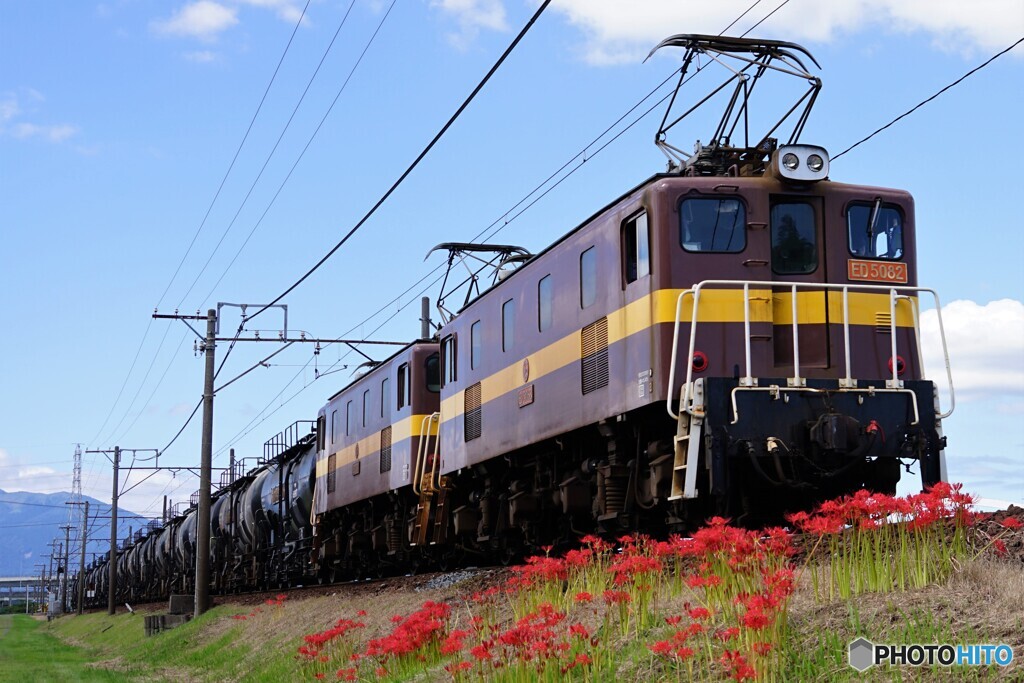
(246, 0, 554, 325)
(833, 35, 1024, 161)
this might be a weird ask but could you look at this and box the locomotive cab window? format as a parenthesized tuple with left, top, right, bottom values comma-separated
(425, 352, 441, 393)
(771, 201, 817, 274)
(680, 198, 746, 252)
(441, 335, 457, 386)
(623, 210, 650, 283)
(847, 202, 904, 259)
(381, 377, 390, 419)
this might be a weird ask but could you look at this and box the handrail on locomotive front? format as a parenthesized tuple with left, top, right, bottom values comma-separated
(665, 280, 956, 423)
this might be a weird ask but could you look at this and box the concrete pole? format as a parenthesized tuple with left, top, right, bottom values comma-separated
(77, 500, 89, 615)
(195, 308, 216, 618)
(61, 525, 72, 613)
(108, 446, 120, 616)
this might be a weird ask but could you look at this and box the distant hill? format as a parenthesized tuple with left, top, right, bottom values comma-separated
(0, 489, 152, 577)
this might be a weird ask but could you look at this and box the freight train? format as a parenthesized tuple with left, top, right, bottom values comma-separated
(78, 35, 954, 606)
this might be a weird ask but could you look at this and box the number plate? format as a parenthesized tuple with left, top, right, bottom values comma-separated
(847, 259, 908, 284)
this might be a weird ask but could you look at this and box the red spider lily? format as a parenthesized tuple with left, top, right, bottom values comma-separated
(440, 629, 472, 655)
(574, 591, 593, 603)
(374, 667, 387, 677)
(313, 674, 325, 681)
(365, 601, 452, 660)
(335, 667, 357, 681)
(720, 650, 757, 681)
(993, 539, 1008, 557)
(715, 627, 740, 642)
(602, 589, 631, 605)
(1002, 517, 1023, 529)
(568, 623, 590, 640)
(580, 534, 612, 553)
(753, 642, 773, 656)
(687, 606, 711, 620)
(232, 614, 247, 620)
(665, 615, 683, 626)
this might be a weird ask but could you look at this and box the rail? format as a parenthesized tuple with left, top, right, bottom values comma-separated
(665, 280, 955, 422)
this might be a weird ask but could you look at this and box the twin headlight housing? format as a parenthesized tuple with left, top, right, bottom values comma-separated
(773, 144, 829, 182)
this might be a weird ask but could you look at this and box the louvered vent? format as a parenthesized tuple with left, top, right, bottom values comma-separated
(380, 426, 392, 473)
(875, 312, 892, 334)
(464, 382, 482, 441)
(581, 317, 609, 394)
(327, 453, 337, 493)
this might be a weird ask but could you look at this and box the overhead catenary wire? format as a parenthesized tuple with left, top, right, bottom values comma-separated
(84, 0, 313, 469)
(833, 35, 1024, 161)
(176, 0, 361, 309)
(245, 0, 554, 325)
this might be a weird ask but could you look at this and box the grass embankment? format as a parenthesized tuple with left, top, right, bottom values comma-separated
(30, 485, 1024, 681)
(0, 613, 124, 682)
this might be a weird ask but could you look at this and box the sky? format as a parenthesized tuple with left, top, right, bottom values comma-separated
(1, 0, 1022, 524)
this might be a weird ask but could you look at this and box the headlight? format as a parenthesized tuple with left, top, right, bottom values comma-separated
(774, 145, 829, 183)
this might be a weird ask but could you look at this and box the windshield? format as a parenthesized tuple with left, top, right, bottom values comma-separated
(848, 203, 903, 259)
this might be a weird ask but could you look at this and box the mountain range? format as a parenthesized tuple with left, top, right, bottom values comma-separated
(0, 488, 151, 577)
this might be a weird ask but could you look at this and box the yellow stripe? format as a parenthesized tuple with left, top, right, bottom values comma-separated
(315, 413, 437, 478)
(439, 287, 916, 420)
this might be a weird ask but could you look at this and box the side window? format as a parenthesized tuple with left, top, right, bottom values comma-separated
(441, 335, 457, 386)
(502, 299, 515, 351)
(538, 274, 552, 332)
(397, 363, 409, 410)
(317, 415, 326, 452)
(331, 409, 338, 445)
(425, 352, 440, 393)
(381, 377, 390, 420)
(470, 320, 481, 370)
(771, 202, 817, 274)
(362, 389, 370, 428)
(623, 211, 650, 283)
(847, 202, 904, 259)
(345, 400, 353, 436)
(580, 246, 597, 308)
(680, 198, 746, 253)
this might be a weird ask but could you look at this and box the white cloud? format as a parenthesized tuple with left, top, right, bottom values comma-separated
(543, 0, 1024, 65)
(236, 0, 306, 24)
(11, 122, 79, 142)
(920, 299, 1024, 401)
(184, 49, 219, 63)
(432, 0, 508, 49)
(153, 1, 239, 41)
(0, 90, 78, 143)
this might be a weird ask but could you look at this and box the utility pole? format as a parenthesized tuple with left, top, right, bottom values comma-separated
(108, 446, 120, 615)
(60, 524, 72, 613)
(68, 500, 89, 615)
(195, 308, 216, 617)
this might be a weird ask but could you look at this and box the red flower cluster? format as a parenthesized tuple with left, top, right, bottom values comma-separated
(365, 600, 451, 660)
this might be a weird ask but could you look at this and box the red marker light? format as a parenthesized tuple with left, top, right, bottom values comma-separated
(692, 351, 708, 373)
(888, 355, 906, 376)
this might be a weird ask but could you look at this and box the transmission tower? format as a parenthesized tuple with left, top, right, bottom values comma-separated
(72, 444, 82, 503)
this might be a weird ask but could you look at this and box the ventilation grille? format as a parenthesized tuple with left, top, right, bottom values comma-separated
(875, 312, 892, 334)
(380, 426, 392, 473)
(327, 453, 337, 493)
(581, 317, 609, 394)
(464, 382, 482, 442)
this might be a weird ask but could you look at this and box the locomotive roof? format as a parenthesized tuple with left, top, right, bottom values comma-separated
(323, 338, 436, 404)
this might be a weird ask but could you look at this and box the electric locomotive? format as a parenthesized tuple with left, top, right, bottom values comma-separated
(78, 35, 955, 605)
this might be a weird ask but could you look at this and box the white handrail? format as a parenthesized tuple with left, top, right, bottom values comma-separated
(664, 279, 956, 421)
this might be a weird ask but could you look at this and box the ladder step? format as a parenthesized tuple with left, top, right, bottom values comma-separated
(673, 465, 687, 471)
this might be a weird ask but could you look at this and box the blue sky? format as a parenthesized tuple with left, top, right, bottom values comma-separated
(1, 0, 1022, 518)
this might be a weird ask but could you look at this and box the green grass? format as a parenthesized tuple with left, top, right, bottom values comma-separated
(0, 614, 128, 682)
(43, 607, 304, 683)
